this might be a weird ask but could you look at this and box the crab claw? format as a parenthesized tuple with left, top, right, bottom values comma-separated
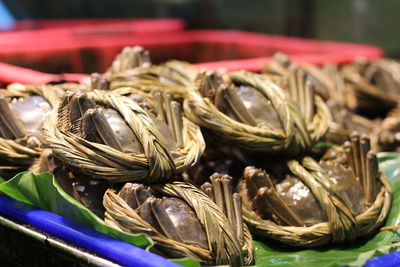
(240, 166, 304, 227)
(91, 73, 109, 90)
(119, 183, 154, 210)
(111, 46, 151, 74)
(118, 183, 209, 249)
(81, 108, 123, 151)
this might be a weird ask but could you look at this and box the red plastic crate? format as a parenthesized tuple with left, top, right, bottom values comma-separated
(0, 30, 383, 85)
(0, 18, 185, 46)
(6, 18, 185, 32)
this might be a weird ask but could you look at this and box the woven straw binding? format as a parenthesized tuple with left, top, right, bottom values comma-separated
(241, 157, 391, 247)
(43, 90, 204, 183)
(103, 182, 254, 266)
(184, 71, 331, 156)
(0, 84, 64, 166)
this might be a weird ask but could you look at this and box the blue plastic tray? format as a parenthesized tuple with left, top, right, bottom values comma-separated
(1, 193, 399, 267)
(0, 194, 179, 267)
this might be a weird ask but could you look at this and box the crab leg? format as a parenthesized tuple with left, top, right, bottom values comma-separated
(296, 69, 306, 117)
(224, 85, 258, 126)
(343, 141, 355, 176)
(365, 151, 378, 205)
(81, 108, 123, 151)
(233, 193, 244, 245)
(198, 71, 224, 100)
(0, 94, 26, 139)
(200, 182, 215, 202)
(221, 175, 235, 227)
(131, 46, 151, 68)
(360, 134, 371, 187)
(90, 73, 100, 90)
(152, 89, 166, 122)
(171, 101, 184, 149)
(210, 173, 226, 214)
(351, 132, 362, 180)
(304, 79, 315, 124)
(162, 91, 175, 138)
(69, 92, 97, 134)
(288, 68, 296, 101)
(99, 76, 109, 90)
(120, 47, 133, 71)
(111, 53, 122, 74)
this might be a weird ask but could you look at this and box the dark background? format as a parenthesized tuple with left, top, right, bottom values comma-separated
(4, 0, 400, 57)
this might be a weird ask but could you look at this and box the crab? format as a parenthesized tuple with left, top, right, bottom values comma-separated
(58, 89, 185, 154)
(197, 70, 283, 131)
(117, 182, 209, 249)
(193, 67, 331, 154)
(106, 46, 197, 98)
(238, 132, 379, 227)
(0, 93, 52, 147)
(341, 58, 400, 112)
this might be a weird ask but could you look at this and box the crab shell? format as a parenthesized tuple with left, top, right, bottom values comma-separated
(184, 70, 331, 157)
(43, 90, 205, 183)
(0, 84, 64, 171)
(103, 181, 253, 266)
(237, 134, 391, 247)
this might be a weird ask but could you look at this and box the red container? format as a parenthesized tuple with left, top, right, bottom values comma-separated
(6, 18, 185, 32)
(0, 18, 185, 46)
(0, 29, 383, 85)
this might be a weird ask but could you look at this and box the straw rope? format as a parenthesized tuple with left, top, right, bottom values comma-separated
(109, 61, 197, 99)
(103, 182, 253, 266)
(43, 90, 205, 182)
(0, 84, 64, 166)
(184, 71, 331, 156)
(241, 157, 391, 247)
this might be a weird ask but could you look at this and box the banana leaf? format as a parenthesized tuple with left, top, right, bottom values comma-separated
(0, 171, 198, 267)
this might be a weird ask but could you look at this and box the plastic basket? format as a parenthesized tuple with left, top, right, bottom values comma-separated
(0, 30, 383, 85)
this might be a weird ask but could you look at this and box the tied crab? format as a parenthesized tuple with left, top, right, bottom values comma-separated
(103, 180, 253, 266)
(263, 52, 377, 144)
(237, 133, 391, 247)
(341, 58, 400, 113)
(104, 46, 197, 99)
(184, 69, 331, 157)
(0, 83, 63, 178)
(43, 89, 204, 183)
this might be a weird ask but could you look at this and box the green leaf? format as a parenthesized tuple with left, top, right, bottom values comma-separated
(0, 171, 199, 267)
(0, 172, 153, 250)
(172, 258, 201, 267)
(250, 152, 400, 267)
(314, 141, 335, 148)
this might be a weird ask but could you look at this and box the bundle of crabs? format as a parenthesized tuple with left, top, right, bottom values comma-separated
(2, 45, 400, 266)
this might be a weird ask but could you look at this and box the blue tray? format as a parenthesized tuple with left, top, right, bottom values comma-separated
(1, 193, 399, 267)
(0, 194, 179, 267)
